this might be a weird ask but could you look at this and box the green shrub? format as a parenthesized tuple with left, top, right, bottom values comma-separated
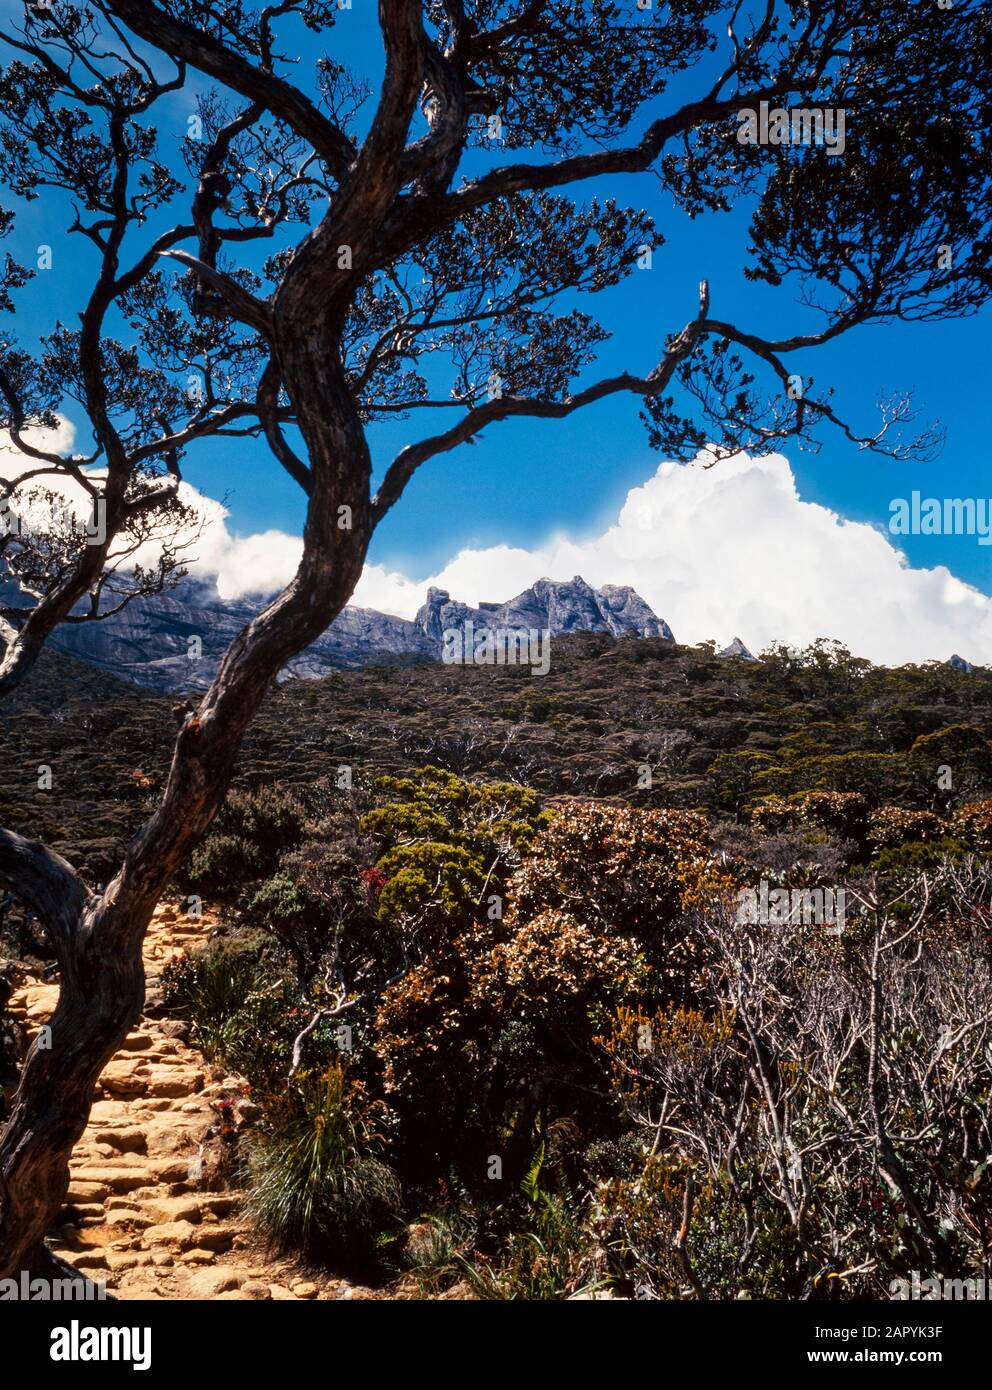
(186, 834, 264, 893)
(217, 787, 309, 857)
(909, 727, 992, 804)
(161, 940, 263, 1033)
(798, 790, 869, 841)
(185, 788, 309, 894)
(869, 837, 968, 875)
(249, 843, 373, 983)
(360, 767, 548, 938)
(457, 1192, 593, 1301)
(374, 840, 485, 926)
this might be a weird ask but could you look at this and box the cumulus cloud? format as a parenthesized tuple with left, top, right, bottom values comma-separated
(0, 418, 84, 500)
(6, 425, 992, 666)
(348, 451, 992, 667)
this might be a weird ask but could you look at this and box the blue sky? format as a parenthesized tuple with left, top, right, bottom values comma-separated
(3, 4, 991, 646)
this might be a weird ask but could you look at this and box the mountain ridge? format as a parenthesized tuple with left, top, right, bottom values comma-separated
(5, 574, 675, 693)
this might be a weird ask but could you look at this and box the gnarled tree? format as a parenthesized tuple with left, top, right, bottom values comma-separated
(1, 0, 991, 1277)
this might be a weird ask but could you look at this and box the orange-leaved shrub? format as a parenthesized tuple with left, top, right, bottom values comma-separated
(952, 800, 992, 853)
(867, 806, 947, 851)
(749, 796, 802, 835)
(797, 790, 869, 841)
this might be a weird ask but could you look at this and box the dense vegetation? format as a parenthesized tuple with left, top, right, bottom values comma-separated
(4, 637, 992, 1297)
(4, 634, 992, 884)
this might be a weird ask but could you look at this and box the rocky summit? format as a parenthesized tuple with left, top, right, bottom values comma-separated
(415, 575, 674, 644)
(717, 636, 757, 661)
(7, 575, 675, 694)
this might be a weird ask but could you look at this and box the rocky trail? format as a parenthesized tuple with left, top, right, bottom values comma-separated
(8, 903, 378, 1301)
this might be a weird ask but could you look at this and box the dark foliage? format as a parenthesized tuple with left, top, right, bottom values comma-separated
(4, 637, 992, 881)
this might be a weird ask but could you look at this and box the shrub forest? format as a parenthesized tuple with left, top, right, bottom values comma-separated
(4, 635, 992, 1298)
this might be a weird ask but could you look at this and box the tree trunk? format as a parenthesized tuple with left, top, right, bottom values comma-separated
(0, 897, 146, 1275)
(0, 347, 372, 1278)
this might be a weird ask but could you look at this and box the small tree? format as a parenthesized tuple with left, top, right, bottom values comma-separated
(1, 0, 990, 1276)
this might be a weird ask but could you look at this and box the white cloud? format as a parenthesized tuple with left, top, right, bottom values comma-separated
(0, 418, 84, 502)
(171, 487, 302, 602)
(6, 426, 992, 666)
(0, 420, 304, 602)
(349, 451, 992, 667)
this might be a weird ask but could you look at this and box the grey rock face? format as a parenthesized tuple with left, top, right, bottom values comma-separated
(717, 636, 757, 661)
(597, 584, 676, 639)
(414, 587, 480, 644)
(3, 573, 674, 693)
(415, 576, 675, 643)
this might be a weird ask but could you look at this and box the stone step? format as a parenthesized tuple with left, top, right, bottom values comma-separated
(138, 1195, 207, 1226)
(98, 1062, 149, 1098)
(57, 1202, 105, 1223)
(70, 1166, 155, 1196)
(144, 1069, 205, 1099)
(96, 1127, 148, 1154)
(66, 1181, 111, 1205)
(7, 903, 358, 1304)
(106, 1250, 150, 1272)
(57, 1248, 110, 1272)
(100, 1209, 153, 1231)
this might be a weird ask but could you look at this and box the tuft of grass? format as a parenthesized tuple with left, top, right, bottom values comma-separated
(159, 939, 302, 1087)
(243, 1063, 401, 1269)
